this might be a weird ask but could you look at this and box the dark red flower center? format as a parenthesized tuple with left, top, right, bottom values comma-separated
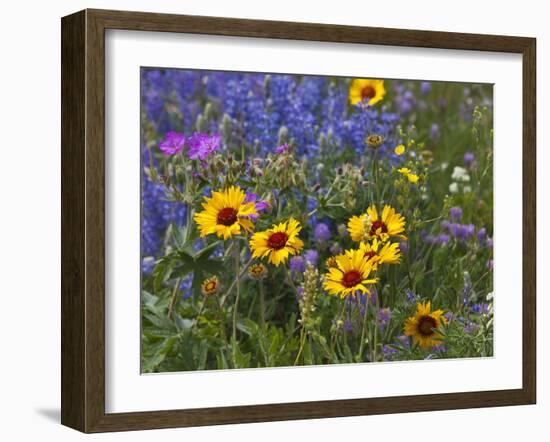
(342, 270, 362, 288)
(418, 315, 437, 336)
(267, 232, 289, 250)
(370, 220, 388, 236)
(217, 207, 238, 226)
(361, 86, 376, 100)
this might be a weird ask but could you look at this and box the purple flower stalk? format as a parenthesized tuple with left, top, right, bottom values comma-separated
(449, 206, 463, 221)
(464, 151, 475, 166)
(314, 222, 331, 241)
(159, 132, 185, 155)
(275, 143, 290, 154)
(289, 256, 306, 273)
(187, 133, 221, 160)
(304, 249, 319, 266)
(420, 81, 431, 96)
(378, 308, 392, 332)
(477, 227, 487, 243)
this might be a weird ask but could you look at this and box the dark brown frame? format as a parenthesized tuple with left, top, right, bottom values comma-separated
(61, 8, 536, 433)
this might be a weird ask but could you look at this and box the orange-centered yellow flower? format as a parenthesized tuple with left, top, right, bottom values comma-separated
(347, 205, 406, 243)
(194, 186, 258, 240)
(404, 301, 446, 349)
(323, 249, 378, 298)
(357, 239, 401, 267)
(250, 218, 304, 266)
(349, 79, 386, 106)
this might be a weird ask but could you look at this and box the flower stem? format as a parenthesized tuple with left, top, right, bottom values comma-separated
(167, 277, 182, 319)
(373, 287, 380, 362)
(358, 294, 369, 361)
(231, 238, 241, 363)
(259, 280, 266, 331)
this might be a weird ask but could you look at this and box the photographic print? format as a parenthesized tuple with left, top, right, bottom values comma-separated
(140, 68, 494, 373)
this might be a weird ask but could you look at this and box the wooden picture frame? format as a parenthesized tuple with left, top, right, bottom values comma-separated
(61, 8, 536, 433)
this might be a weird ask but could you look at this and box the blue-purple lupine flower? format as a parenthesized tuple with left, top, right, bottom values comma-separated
(405, 289, 416, 304)
(378, 308, 392, 332)
(314, 222, 331, 241)
(448, 223, 475, 242)
(187, 133, 221, 160)
(487, 259, 494, 270)
(382, 345, 399, 360)
(303, 249, 319, 266)
(159, 132, 185, 155)
(420, 81, 431, 96)
(289, 256, 306, 273)
(449, 206, 463, 221)
(477, 227, 487, 243)
(464, 151, 475, 166)
(471, 303, 490, 315)
(180, 276, 193, 300)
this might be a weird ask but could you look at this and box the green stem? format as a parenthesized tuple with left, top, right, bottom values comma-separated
(231, 238, 241, 363)
(358, 294, 369, 362)
(259, 280, 266, 331)
(167, 277, 183, 319)
(373, 287, 380, 362)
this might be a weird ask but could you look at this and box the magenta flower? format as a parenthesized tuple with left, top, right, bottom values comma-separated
(187, 133, 221, 160)
(275, 143, 290, 154)
(159, 132, 185, 156)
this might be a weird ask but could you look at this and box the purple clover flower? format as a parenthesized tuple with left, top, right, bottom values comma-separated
(420, 81, 431, 95)
(314, 222, 331, 241)
(471, 303, 490, 315)
(378, 308, 392, 332)
(449, 206, 463, 221)
(275, 143, 290, 154)
(187, 133, 221, 160)
(382, 345, 399, 360)
(289, 256, 306, 273)
(448, 223, 475, 242)
(477, 227, 487, 243)
(464, 151, 475, 166)
(304, 249, 319, 266)
(158, 132, 185, 155)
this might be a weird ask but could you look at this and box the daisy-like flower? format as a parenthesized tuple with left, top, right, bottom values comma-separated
(397, 167, 420, 184)
(357, 239, 401, 267)
(323, 249, 378, 298)
(394, 144, 406, 156)
(194, 186, 258, 240)
(248, 262, 268, 280)
(349, 79, 386, 106)
(201, 276, 220, 296)
(159, 131, 185, 155)
(347, 205, 407, 243)
(250, 218, 304, 266)
(404, 301, 446, 349)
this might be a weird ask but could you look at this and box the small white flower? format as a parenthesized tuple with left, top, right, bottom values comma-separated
(452, 166, 470, 182)
(486, 292, 494, 301)
(441, 161, 449, 171)
(449, 182, 459, 193)
(463, 185, 472, 193)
